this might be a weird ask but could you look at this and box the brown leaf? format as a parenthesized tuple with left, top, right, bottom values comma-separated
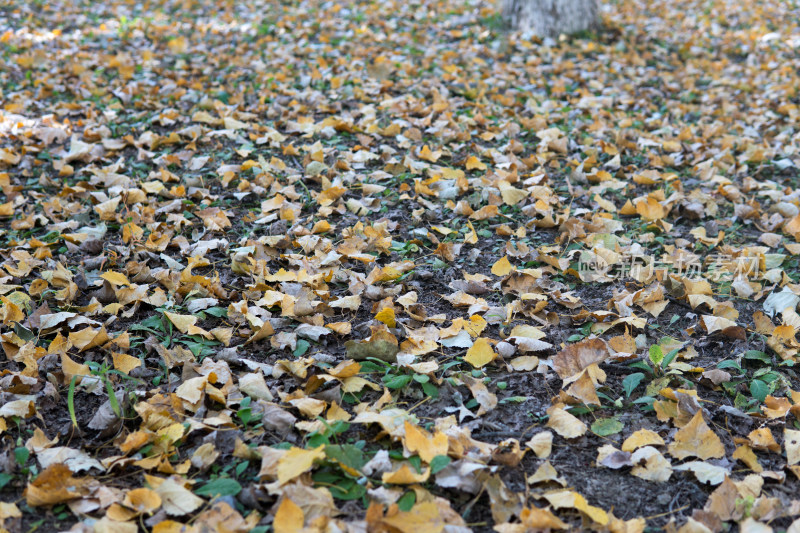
(552, 338, 609, 381)
(25, 464, 88, 507)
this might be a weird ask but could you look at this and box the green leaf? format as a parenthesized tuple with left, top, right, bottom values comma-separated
(408, 455, 422, 473)
(397, 491, 416, 511)
(430, 455, 451, 474)
(648, 345, 664, 366)
(743, 350, 771, 365)
(661, 348, 680, 369)
(325, 478, 366, 500)
(750, 379, 769, 402)
(325, 444, 366, 472)
(566, 405, 593, 416)
(0, 473, 12, 490)
(752, 368, 776, 380)
(293, 339, 311, 357)
(498, 396, 528, 404)
(195, 478, 242, 498)
(628, 361, 652, 374)
(358, 361, 386, 373)
(132, 314, 165, 334)
(566, 334, 584, 342)
(13, 322, 34, 341)
(14, 447, 29, 466)
(622, 372, 645, 398)
(645, 375, 671, 397)
(718, 360, 742, 373)
(203, 306, 228, 317)
(179, 339, 216, 357)
(591, 417, 624, 437)
(421, 381, 439, 399)
(632, 396, 655, 405)
(383, 374, 412, 389)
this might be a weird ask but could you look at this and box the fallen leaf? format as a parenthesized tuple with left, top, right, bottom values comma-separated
(154, 478, 204, 516)
(464, 337, 497, 368)
(273, 497, 304, 533)
(552, 338, 608, 381)
(668, 411, 725, 460)
(546, 406, 587, 439)
(277, 446, 326, 484)
(403, 420, 448, 463)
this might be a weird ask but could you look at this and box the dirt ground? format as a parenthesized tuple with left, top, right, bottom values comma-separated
(1, 0, 800, 531)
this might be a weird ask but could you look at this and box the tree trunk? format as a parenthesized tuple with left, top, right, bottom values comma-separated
(501, 0, 599, 37)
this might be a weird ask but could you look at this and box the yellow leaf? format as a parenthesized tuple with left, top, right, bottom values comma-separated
(277, 446, 325, 484)
(463, 314, 487, 337)
(152, 521, 196, 533)
(380, 501, 445, 533)
(621, 429, 665, 452)
(667, 410, 725, 460)
(69, 326, 110, 352)
(100, 271, 130, 287)
(167, 36, 187, 54)
(748, 427, 780, 452)
(525, 431, 553, 458)
(61, 353, 91, 382)
(382, 464, 430, 484)
(154, 478, 203, 516)
(0, 296, 24, 325)
(0, 399, 35, 418)
(245, 321, 274, 345)
(701, 315, 737, 334)
(732, 444, 762, 473)
(470, 205, 499, 220)
(544, 490, 608, 526)
(464, 337, 496, 368)
(546, 406, 587, 439)
(112, 352, 141, 375)
(630, 446, 672, 482)
(499, 182, 528, 206)
(0, 502, 20, 520)
(418, 145, 441, 163)
(464, 221, 478, 244)
(122, 487, 162, 514)
(329, 294, 361, 311)
(491, 256, 513, 276)
(785, 429, 800, 466)
(164, 311, 212, 340)
(25, 464, 87, 507)
(93, 517, 138, 533)
(509, 356, 539, 371)
(403, 421, 448, 463)
(375, 307, 396, 328)
(94, 197, 121, 221)
(465, 155, 486, 171)
(273, 498, 304, 533)
(635, 197, 666, 221)
(520, 506, 567, 530)
(175, 376, 207, 405)
(164, 311, 196, 334)
(566, 371, 600, 406)
(619, 199, 637, 216)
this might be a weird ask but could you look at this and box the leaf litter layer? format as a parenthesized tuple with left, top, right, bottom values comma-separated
(1, 0, 800, 531)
